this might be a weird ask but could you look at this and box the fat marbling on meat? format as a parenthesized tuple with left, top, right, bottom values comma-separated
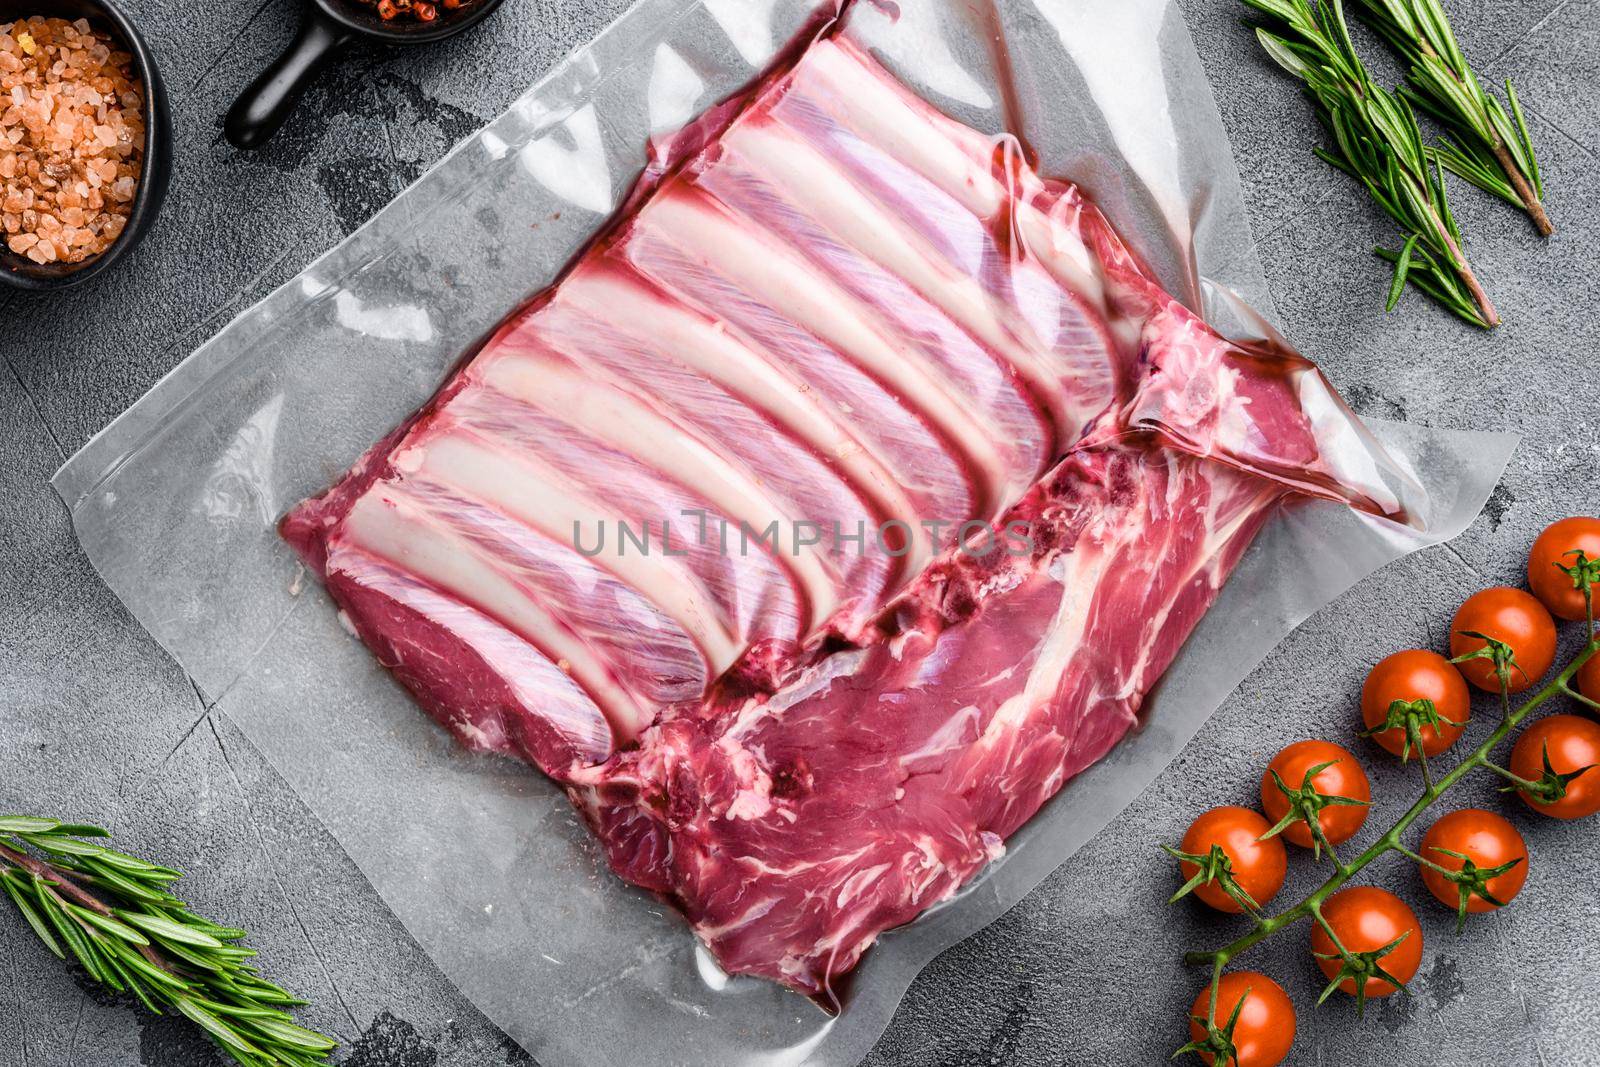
(282, 32, 1415, 998)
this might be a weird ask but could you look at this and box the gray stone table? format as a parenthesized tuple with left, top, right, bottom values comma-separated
(1, 0, 1596, 1063)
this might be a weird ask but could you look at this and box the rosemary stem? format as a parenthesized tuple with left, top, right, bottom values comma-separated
(1431, 215, 1499, 327)
(0, 841, 109, 916)
(1185, 638, 1598, 972)
(2, 840, 181, 981)
(1489, 137, 1554, 236)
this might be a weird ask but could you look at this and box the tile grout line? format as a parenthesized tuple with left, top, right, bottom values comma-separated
(206, 714, 365, 1039)
(1481, 0, 1577, 72)
(175, 0, 278, 108)
(0, 349, 67, 464)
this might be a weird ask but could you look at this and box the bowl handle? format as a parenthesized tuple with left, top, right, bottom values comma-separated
(225, 7, 353, 149)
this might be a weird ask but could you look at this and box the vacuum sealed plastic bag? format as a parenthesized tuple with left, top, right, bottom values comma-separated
(55, 1, 1515, 1064)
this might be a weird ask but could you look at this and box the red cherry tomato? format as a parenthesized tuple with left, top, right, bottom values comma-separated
(1360, 650, 1469, 758)
(1418, 808, 1528, 913)
(1176, 807, 1288, 914)
(1449, 587, 1557, 693)
(1508, 714, 1600, 819)
(1187, 971, 1296, 1067)
(1260, 741, 1370, 849)
(1580, 653, 1600, 706)
(1311, 886, 1423, 998)
(1528, 517, 1600, 622)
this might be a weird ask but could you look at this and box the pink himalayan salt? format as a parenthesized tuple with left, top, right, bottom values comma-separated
(0, 16, 143, 266)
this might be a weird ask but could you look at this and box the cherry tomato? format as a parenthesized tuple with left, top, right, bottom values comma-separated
(1187, 971, 1296, 1067)
(1418, 808, 1528, 913)
(1177, 807, 1288, 914)
(1528, 517, 1600, 622)
(1311, 886, 1423, 997)
(1260, 740, 1370, 849)
(1449, 587, 1557, 693)
(1508, 714, 1600, 819)
(1580, 653, 1600, 706)
(1360, 650, 1469, 758)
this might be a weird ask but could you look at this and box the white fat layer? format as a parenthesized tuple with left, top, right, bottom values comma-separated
(801, 43, 1109, 313)
(342, 490, 650, 739)
(558, 269, 931, 570)
(327, 546, 615, 761)
(412, 432, 743, 671)
(722, 122, 1071, 437)
(800, 42, 1006, 219)
(642, 192, 1014, 509)
(479, 349, 840, 628)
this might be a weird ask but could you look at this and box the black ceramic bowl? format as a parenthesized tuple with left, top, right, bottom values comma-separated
(0, 0, 170, 291)
(225, 0, 507, 150)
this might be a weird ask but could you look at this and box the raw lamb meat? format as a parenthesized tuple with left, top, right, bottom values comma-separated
(282, 30, 1414, 998)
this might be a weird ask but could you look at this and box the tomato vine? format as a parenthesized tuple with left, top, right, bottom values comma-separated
(1173, 518, 1600, 1063)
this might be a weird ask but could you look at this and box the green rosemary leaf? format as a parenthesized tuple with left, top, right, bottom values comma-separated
(117, 946, 192, 992)
(65, 904, 150, 946)
(118, 909, 228, 949)
(1374, 245, 1479, 325)
(1386, 233, 1420, 311)
(0, 818, 65, 835)
(1433, 154, 1463, 246)
(1312, 145, 1357, 179)
(1418, 0, 1468, 76)
(230, 976, 307, 1007)
(1, 873, 64, 959)
(245, 1017, 341, 1052)
(169, 907, 248, 940)
(82, 848, 182, 879)
(155, 934, 236, 974)
(76, 860, 172, 905)
(1243, 0, 1303, 21)
(1434, 137, 1519, 205)
(1418, 61, 1489, 141)
(183, 993, 294, 1022)
(1256, 27, 1313, 75)
(175, 997, 269, 1060)
(26, 835, 114, 858)
(44, 894, 110, 985)
(101, 951, 146, 1003)
(1505, 80, 1543, 197)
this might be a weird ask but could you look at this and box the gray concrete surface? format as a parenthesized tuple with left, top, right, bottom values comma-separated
(1, 0, 1596, 1063)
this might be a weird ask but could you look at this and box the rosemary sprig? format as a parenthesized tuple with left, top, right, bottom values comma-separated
(1243, 0, 1500, 327)
(1352, 0, 1551, 235)
(0, 817, 336, 1067)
